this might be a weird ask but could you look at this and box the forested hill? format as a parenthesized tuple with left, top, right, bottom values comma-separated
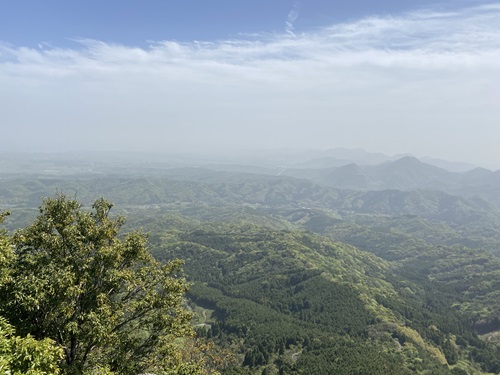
(207, 156, 500, 208)
(3, 173, 500, 253)
(1, 173, 498, 224)
(148, 223, 499, 374)
(2, 151, 500, 206)
(2, 163, 500, 373)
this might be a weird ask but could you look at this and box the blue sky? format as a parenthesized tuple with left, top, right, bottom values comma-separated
(1, 0, 500, 168)
(1, 1, 471, 46)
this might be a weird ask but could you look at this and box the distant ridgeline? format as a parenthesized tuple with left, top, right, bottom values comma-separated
(1, 154, 500, 374)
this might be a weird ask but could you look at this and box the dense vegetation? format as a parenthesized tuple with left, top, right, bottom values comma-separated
(1, 153, 500, 374)
(148, 224, 500, 374)
(0, 196, 207, 375)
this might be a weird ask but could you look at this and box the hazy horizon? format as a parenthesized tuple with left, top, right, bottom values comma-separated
(1, 1, 499, 169)
(0, 146, 492, 173)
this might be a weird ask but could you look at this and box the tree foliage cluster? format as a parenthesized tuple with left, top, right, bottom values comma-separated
(0, 196, 207, 375)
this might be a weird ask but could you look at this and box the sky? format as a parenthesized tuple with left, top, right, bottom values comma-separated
(1, 0, 500, 169)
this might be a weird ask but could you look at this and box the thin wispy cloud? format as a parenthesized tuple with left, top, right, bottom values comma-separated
(1, 4, 499, 167)
(1, 4, 499, 70)
(0, 7, 491, 67)
(285, 1, 301, 36)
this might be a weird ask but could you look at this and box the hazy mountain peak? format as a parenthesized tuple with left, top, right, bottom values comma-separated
(465, 167, 492, 176)
(392, 156, 422, 165)
(336, 163, 362, 172)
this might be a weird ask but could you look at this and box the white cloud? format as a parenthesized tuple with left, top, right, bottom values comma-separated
(0, 4, 500, 167)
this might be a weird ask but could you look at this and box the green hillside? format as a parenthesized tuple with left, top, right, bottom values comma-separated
(2, 168, 500, 374)
(148, 224, 498, 374)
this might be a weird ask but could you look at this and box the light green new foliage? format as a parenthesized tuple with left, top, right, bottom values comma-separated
(1, 195, 199, 375)
(0, 316, 63, 375)
(0, 213, 63, 375)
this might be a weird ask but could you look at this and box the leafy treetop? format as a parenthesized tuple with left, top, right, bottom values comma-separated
(0, 195, 203, 375)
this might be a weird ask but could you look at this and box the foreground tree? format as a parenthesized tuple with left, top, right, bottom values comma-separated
(0, 195, 202, 375)
(0, 212, 63, 375)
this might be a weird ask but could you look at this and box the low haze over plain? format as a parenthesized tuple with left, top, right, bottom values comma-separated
(1, 0, 499, 168)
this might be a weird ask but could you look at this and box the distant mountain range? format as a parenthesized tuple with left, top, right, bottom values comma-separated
(2, 149, 500, 209)
(277, 156, 500, 207)
(233, 147, 478, 172)
(0, 148, 484, 175)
